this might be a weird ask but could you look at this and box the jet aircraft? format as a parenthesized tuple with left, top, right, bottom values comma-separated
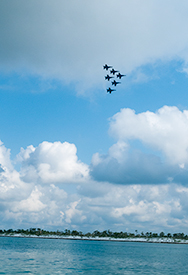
(112, 80, 121, 86)
(107, 87, 115, 94)
(110, 68, 119, 75)
(116, 73, 126, 79)
(105, 74, 114, 81)
(103, 64, 112, 71)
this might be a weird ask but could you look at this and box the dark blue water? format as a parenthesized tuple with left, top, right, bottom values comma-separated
(0, 237, 187, 274)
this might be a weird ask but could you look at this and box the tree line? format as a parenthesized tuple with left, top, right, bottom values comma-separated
(0, 228, 187, 240)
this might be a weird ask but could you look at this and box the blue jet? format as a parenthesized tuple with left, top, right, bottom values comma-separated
(103, 64, 113, 71)
(112, 80, 121, 86)
(116, 73, 126, 79)
(105, 74, 114, 81)
(107, 87, 116, 94)
(110, 68, 119, 75)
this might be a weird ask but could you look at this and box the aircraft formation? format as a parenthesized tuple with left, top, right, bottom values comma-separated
(103, 64, 126, 94)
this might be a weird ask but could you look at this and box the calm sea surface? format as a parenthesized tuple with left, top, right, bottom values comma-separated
(0, 237, 188, 274)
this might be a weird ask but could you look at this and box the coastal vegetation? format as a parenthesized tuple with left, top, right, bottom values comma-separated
(0, 228, 188, 241)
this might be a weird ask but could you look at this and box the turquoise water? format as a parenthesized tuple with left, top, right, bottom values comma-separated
(0, 237, 188, 274)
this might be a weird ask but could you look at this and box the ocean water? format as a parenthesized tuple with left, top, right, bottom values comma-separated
(0, 237, 188, 274)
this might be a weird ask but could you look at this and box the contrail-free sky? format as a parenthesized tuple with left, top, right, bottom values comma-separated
(1, 0, 188, 232)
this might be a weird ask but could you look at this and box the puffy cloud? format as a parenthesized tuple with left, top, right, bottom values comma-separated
(0, 141, 35, 228)
(0, 142, 31, 202)
(0, 140, 90, 229)
(18, 141, 89, 184)
(13, 187, 46, 213)
(76, 182, 188, 232)
(1, 121, 188, 232)
(90, 147, 175, 185)
(0, 140, 13, 171)
(0, 139, 188, 232)
(109, 106, 188, 165)
(90, 106, 188, 185)
(3, 178, 188, 232)
(65, 199, 86, 224)
(1, 1, 188, 93)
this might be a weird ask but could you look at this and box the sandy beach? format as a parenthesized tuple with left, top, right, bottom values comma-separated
(1, 234, 188, 244)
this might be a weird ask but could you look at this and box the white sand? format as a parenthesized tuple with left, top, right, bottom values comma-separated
(1, 234, 188, 244)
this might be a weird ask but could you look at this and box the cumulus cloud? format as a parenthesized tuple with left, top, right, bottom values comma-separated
(1, 1, 188, 93)
(90, 106, 188, 185)
(77, 182, 188, 233)
(0, 106, 188, 231)
(0, 139, 89, 229)
(14, 187, 46, 213)
(0, 139, 91, 229)
(18, 141, 89, 184)
(0, 141, 34, 228)
(90, 148, 175, 185)
(0, 142, 31, 202)
(0, 139, 188, 232)
(109, 106, 188, 165)
(65, 199, 86, 224)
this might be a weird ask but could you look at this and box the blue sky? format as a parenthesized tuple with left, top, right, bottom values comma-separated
(1, 0, 188, 233)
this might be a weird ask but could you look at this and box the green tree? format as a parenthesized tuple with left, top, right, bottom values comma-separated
(159, 232, 165, 238)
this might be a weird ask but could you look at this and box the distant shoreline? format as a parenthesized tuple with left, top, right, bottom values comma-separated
(1, 234, 188, 244)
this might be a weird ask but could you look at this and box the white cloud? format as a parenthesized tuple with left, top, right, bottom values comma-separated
(108, 141, 129, 163)
(19, 141, 89, 184)
(65, 199, 86, 224)
(0, 139, 188, 232)
(0, 142, 32, 203)
(90, 106, 188, 185)
(1, 1, 188, 93)
(77, 182, 188, 232)
(91, 149, 175, 185)
(14, 186, 46, 212)
(0, 140, 90, 229)
(1, 112, 188, 232)
(109, 106, 188, 165)
(0, 140, 13, 171)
